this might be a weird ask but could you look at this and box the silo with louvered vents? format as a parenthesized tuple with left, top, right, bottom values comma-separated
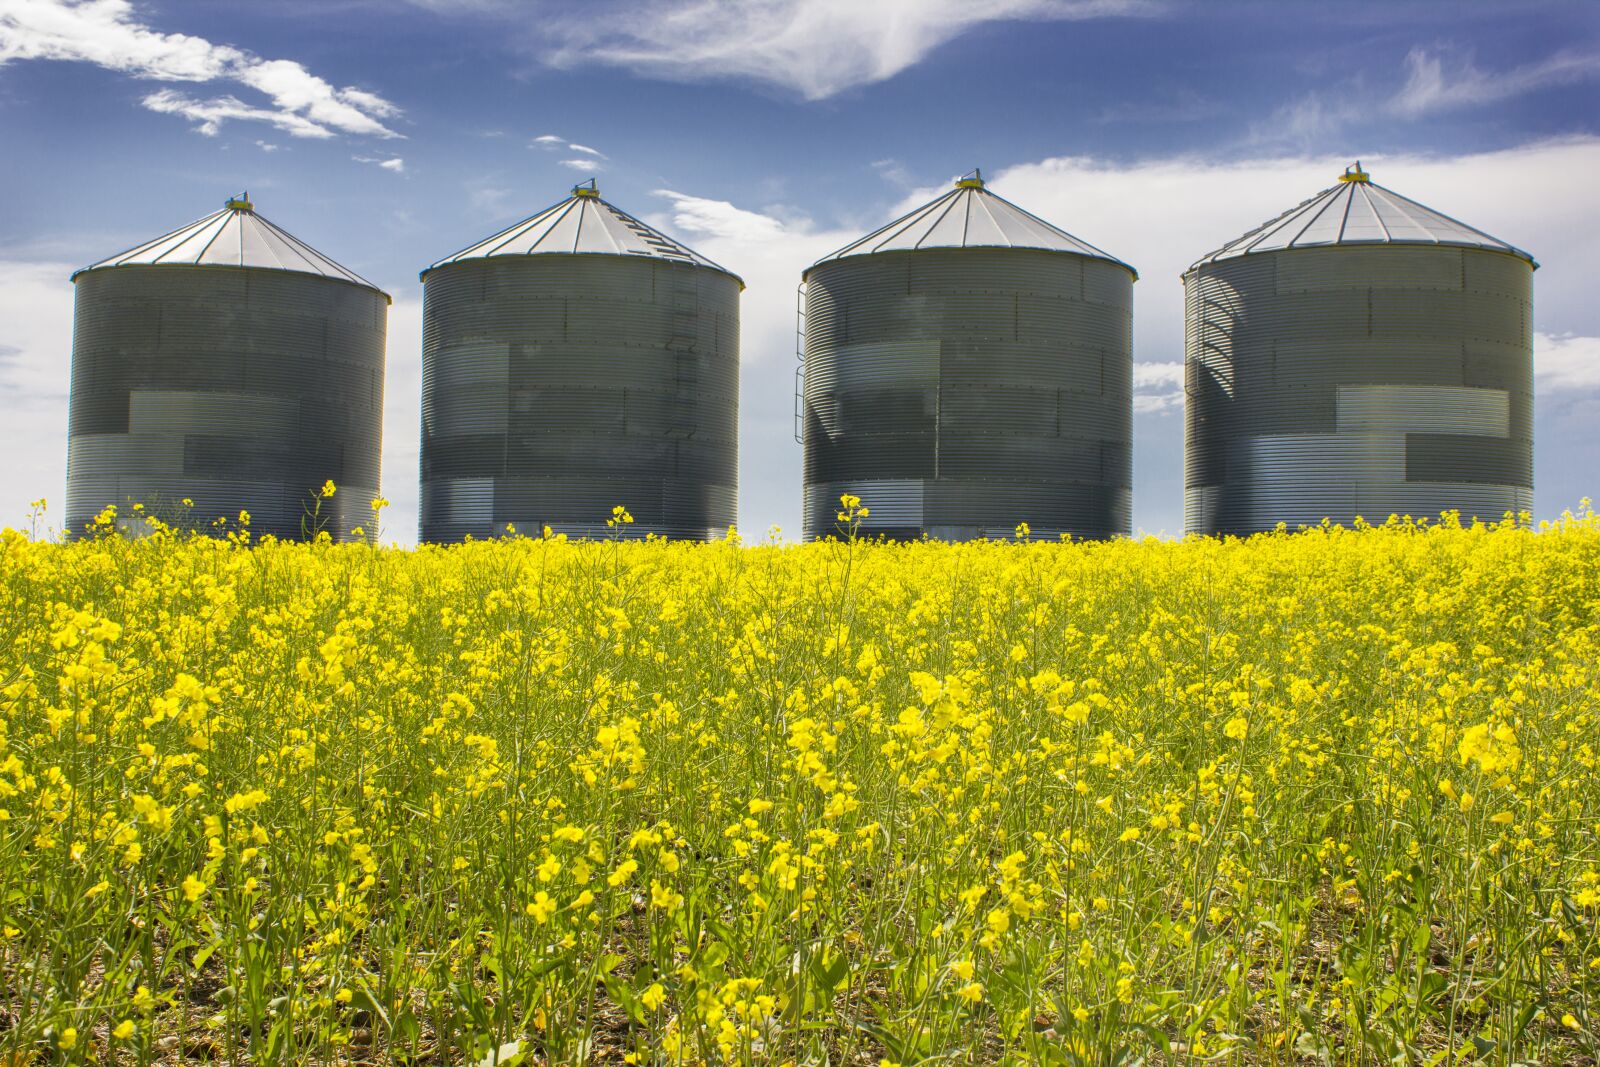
(1183, 163, 1536, 536)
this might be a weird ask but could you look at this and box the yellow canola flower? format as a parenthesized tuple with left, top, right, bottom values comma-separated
(224, 789, 269, 814)
(526, 892, 556, 924)
(641, 983, 666, 1012)
(2, 503, 1598, 1061)
(650, 880, 683, 913)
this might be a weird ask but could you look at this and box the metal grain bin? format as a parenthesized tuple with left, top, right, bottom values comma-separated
(800, 172, 1136, 541)
(419, 182, 742, 542)
(1183, 163, 1536, 536)
(67, 195, 389, 541)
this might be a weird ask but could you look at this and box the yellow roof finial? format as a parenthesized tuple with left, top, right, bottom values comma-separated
(225, 190, 253, 210)
(572, 178, 600, 199)
(956, 168, 985, 189)
(1339, 161, 1370, 184)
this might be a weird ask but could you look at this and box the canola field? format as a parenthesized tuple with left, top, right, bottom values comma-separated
(2, 502, 1599, 1066)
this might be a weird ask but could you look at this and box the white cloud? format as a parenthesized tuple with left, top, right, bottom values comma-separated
(234, 58, 399, 139)
(652, 190, 790, 243)
(1132, 360, 1184, 414)
(0, 260, 73, 537)
(143, 89, 333, 138)
(1536, 332, 1600, 395)
(0, 0, 400, 138)
(381, 295, 423, 544)
(0, 0, 239, 77)
(536, 135, 608, 167)
(1254, 46, 1600, 148)
(1249, 90, 1365, 149)
(1390, 47, 1600, 118)
(871, 158, 914, 188)
(541, 0, 1160, 100)
(255, 139, 279, 152)
(356, 155, 406, 172)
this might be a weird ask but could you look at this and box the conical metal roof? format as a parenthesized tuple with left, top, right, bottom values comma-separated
(72, 194, 387, 297)
(807, 171, 1136, 278)
(423, 181, 741, 285)
(1189, 162, 1537, 271)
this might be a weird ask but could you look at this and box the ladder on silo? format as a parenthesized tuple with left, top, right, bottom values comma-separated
(793, 282, 806, 444)
(666, 269, 700, 439)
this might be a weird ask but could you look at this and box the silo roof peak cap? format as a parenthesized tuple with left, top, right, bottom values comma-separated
(572, 178, 600, 199)
(955, 169, 985, 189)
(1338, 162, 1370, 184)
(225, 191, 254, 211)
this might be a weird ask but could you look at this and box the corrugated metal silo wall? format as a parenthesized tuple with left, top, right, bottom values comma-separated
(419, 255, 740, 542)
(66, 266, 387, 540)
(802, 248, 1133, 541)
(1183, 245, 1533, 536)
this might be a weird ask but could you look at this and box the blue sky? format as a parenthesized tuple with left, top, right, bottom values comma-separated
(2, 0, 1597, 541)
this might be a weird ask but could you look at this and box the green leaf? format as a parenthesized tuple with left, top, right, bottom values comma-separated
(190, 940, 218, 973)
(808, 949, 850, 994)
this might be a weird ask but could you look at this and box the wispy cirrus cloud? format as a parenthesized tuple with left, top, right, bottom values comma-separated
(0, 0, 400, 138)
(1094, 88, 1219, 124)
(1390, 46, 1600, 118)
(540, 0, 1162, 100)
(531, 132, 609, 171)
(534, 133, 608, 170)
(1252, 45, 1600, 149)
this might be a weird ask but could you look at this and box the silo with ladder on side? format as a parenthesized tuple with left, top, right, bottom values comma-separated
(419, 180, 743, 542)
